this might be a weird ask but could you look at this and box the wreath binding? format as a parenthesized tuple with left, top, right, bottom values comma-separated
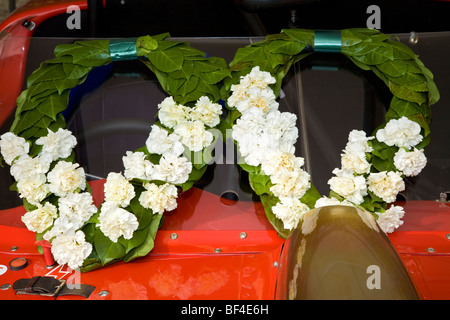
(0, 28, 439, 271)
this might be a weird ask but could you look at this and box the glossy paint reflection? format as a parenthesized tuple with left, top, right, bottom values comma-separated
(280, 205, 418, 300)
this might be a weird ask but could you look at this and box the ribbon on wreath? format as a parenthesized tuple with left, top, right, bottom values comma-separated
(314, 30, 342, 53)
(108, 38, 138, 61)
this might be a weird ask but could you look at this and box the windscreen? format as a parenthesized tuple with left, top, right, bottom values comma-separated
(0, 33, 449, 212)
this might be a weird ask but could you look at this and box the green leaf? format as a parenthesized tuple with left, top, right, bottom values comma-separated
(390, 97, 422, 117)
(299, 185, 321, 209)
(55, 42, 110, 67)
(169, 60, 195, 79)
(389, 71, 426, 86)
(147, 47, 184, 73)
(351, 44, 394, 65)
(54, 78, 81, 94)
(282, 28, 315, 46)
(62, 63, 91, 80)
(12, 108, 45, 135)
(177, 75, 199, 97)
(197, 67, 230, 85)
(424, 75, 440, 105)
(130, 189, 155, 230)
(341, 29, 364, 47)
(94, 230, 126, 266)
(136, 35, 159, 55)
(408, 113, 431, 136)
(118, 228, 148, 254)
(194, 58, 226, 73)
(267, 39, 305, 55)
(260, 194, 293, 239)
(123, 213, 162, 262)
(26, 81, 57, 100)
(232, 46, 266, 64)
(36, 91, 70, 121)
(27, 64, 67, 87)
(389, 81, 427, 104)
(347, 55, 371, 71)
(239, 162, 260, 174)
(376, 60, 407, 77)
(248, 171, 272, 196)
(389, 40, 418, 60)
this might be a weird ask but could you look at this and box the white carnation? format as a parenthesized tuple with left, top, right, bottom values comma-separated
(327, 168, 367, 205)
(47, 161, 86, 197)
(122, 151, 152, 180)
(98, 201, 139, 242)
(36, 128, 77, 161)
(51, 230, 92, 270)
(157, 96, 189, 129)
(272, 196, 310, 230)
(265, 110, 298, 146)
(261, 149, 303, 177)
(238, 133, 277, 166)
(104, 172, 136, 207)
(235, 86, 278, 114)
(245, 66, 276, 86)
(377, 205, 405, 233)
(151, 154, 192, 184)
(146, 125, 184, 157)
(227, 66, 276, 108)
(340, 150, 371, 174)
(0, 132, 30, 165)
(138, 182, 178, 214)
(393, 148, 427, 177)
(270, 168, 310, 199)
(375, 116, 423, 149)
(190, 96, 223, 127)
(367, 171, 405, 203)
(231, 107, 266, 142)
(174, 120, 213, 152)
(10, 153, 52, 182)
(21, 202, 58, 233)
(228, 83, 248, 108)
(58, 192, 98, 231)
(16, 174, 49, 205)
(345, 130, 374, 154)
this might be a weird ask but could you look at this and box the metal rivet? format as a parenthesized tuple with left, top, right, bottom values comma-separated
(239, 232, 247, 239)
(409, 31, 419, 44)
(446, 234, 450, 240)
(427, 247, 435, 253)
(10, 246, 18, 252)
(98, 290, 109, 297)
(0, 284, 11, 290)
(214, 248, 222, 253)
(273, 261, 279, 268)
(170, 233, 178, 240)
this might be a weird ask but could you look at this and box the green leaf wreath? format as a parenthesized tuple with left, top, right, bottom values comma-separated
(223, 28, 438, 239)
(0, 28, 439, 271)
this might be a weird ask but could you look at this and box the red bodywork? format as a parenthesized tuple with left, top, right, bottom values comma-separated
(0, 0, 450, 300)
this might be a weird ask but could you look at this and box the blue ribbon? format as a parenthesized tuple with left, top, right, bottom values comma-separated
(314, 30, 342, 53)
(108, 39, 138, 61)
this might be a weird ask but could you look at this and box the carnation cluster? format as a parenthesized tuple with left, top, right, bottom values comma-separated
(229, 67, 311, 231)
(322, 116, 427, 233)
(0, 129, 94, 269)
(0, 95, 222, 269)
